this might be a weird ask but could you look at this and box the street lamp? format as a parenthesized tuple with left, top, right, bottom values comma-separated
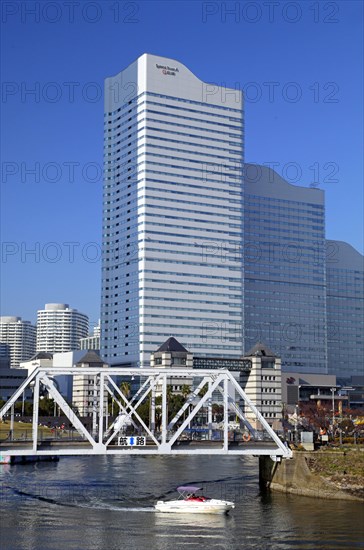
(330, 387, 336, 433)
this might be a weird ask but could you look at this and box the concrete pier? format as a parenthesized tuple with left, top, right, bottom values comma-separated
(259, 451, 363, 501)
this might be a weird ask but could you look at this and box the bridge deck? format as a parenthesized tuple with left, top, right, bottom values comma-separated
(1, 439, 281, 457)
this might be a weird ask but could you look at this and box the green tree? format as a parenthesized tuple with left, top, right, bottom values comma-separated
(168, 394, 184, 423)
(181, 385, 190, 400)
(136, 398, 150, 425)
(120, 382, 131, 398)
(39, 397, 56, 416)
(181, 384, 191, 422)
(199, 383, 208, 397)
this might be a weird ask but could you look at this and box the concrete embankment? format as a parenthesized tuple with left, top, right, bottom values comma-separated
(259, 450, 364, 501)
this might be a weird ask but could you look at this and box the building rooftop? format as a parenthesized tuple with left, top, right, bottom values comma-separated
(76, 350, 105, 365)
(155, 337, 189, 353)
(245, 342, 278, 358)
(28, 352, 53, 361)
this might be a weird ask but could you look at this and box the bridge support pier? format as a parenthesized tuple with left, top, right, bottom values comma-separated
(259, 452, 361, 500)
(259, 453, 309, 492)
(259, 455, 283, 490)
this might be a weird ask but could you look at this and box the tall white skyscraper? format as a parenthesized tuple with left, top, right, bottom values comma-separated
(101, 54, 244, 366)
(36, 303, 89, 353)
(0, 316, 36, 368)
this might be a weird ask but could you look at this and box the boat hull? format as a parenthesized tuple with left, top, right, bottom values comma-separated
(155, 498, 235, 514)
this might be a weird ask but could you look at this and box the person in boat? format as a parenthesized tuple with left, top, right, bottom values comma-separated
(187, 493, 207, 502)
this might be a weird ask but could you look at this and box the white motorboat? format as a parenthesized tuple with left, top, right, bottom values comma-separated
(155, 486, 235, 515)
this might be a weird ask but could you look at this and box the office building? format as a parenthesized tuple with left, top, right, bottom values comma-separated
(101, 54, 244, 366)
(281, 371, 337, 415)
(243, 164, 327, 374)
(326, 240, 364, 378)
(80, 323, 101, 351)
(36, 303, 88, 353)
(0, 356, 32, 402)
(0, 316, 36, 368)
(100, 54, 363, 379)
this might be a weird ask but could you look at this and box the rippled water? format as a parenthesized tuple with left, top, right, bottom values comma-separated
(1, 455, 363, 549)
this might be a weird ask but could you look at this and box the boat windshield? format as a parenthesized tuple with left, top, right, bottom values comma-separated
(177, 486, 202, 493)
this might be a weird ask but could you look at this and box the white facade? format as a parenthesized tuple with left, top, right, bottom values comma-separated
(240, 345, 282, 428)
(80, 323, 100, 350)
(72, 352, 108, 417)
(36, 303, 88, 353)
(0, 316, 36, 368)
(101, 54, 244, 366)
(20, 350, 94, 402)
(19, 352, 53, 378)
(150, 337, 194, 396)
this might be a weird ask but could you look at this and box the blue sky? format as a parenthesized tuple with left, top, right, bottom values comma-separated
(1, 0, 363, 326)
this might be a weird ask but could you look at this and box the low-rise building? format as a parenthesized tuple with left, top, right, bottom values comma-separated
(150, 338, 282, 428)
(72, 351, 108, 417)
(0, 357, 32, 403)
(80, 323, 100, 351)
(281, 371, 338, 415)
(150, 337, 194, 396)
(20, 350, 86, 402)
(240, 342, 282, 429)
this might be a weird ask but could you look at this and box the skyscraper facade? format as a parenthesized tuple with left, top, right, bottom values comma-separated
(326, 240, 364, 378)
(243, 164, 327, 373)
(101, 54, 244, 366)
(0, 316, 36, 368)
(101, 54, 363, 379)
(36, 303, 89, 353)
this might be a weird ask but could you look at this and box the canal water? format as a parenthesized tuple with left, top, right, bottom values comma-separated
(1, 455, 363, 549)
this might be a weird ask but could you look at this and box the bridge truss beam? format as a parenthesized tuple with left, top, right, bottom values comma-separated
(0, 367, 292, 460)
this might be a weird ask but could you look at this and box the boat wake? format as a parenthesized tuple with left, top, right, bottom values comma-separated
(9, 487, 79, 507)
(8, 486, 156, 512)
(79, 502, 156, 512)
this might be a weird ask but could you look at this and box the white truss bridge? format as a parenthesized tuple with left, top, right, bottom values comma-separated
(0, 367, 292, 460)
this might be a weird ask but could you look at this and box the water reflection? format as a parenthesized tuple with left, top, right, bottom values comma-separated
(1, 455, 363, 550)
(0, 464, 11, 475)
(154, 509, 233, 530)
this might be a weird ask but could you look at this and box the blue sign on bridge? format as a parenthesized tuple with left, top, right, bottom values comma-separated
(117, 436, 146, 446)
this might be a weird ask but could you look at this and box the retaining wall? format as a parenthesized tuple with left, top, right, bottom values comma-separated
(259, 451, 363, 501)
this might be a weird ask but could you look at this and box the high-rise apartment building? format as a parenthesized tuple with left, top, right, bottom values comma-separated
(101, 54, 244, 366)
(0, 316, 36, 368)
(36, 303, 89, 353)
(243, 164, 327, 373)
(326, 240, 364, 378)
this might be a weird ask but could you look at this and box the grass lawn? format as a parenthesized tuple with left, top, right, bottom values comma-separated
(0, 421, 53, 440)
(307, 448, 364, 478)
